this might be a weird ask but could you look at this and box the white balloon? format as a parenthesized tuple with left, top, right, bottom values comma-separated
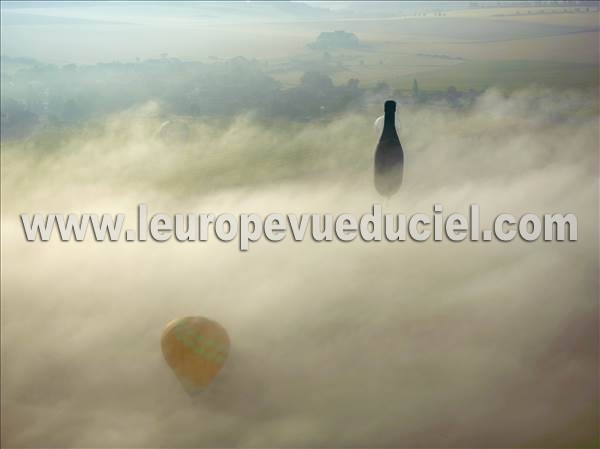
(159, 120, 190, 144)
(374, 115, 401, 137)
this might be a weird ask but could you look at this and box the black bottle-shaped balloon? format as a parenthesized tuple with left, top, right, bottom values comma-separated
(374, 100, 404, 196)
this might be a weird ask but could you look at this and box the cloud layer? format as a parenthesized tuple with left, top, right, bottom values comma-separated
(1, 88, 598, 447)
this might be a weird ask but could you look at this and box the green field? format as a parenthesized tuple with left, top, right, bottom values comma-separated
(267, 48, 599, 92)
(392, 59, 600, 91)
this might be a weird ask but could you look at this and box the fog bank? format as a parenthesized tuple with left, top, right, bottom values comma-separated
(1, 88, 598, 447)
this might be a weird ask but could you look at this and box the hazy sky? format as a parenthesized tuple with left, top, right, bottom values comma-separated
(2, 1, 598, 63)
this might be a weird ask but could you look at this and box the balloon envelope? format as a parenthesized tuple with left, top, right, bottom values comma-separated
(161, 316, 230, 394)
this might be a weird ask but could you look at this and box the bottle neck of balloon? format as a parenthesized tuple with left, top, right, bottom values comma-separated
(384, 110, 395, 128)
(382, 110, 398, 141)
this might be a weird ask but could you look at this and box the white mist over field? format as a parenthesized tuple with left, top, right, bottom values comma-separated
(1, 88, 598, 447)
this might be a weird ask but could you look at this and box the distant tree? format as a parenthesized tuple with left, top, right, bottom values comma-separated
(374, 81, 390, 95)
(0, 98, 38, 140)
(300, 71, 334, 91)
(62, 98, 85, 122)
(412, 79, 420, 99)
(446, 86, 461, 106)
(346, 78, 360, 89)
(307, 31, 360, 50)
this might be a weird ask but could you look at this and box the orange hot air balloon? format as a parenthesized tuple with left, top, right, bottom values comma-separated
(161, 316, 230, 394)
